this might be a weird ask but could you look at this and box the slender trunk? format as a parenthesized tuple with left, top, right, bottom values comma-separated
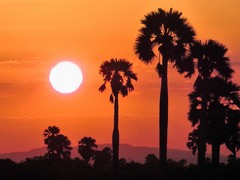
(159, 55, 168, 179)
(212, 144, 220, 166)
(113, 94, 119, 180)
(198, 79, 208, 166)
(233, 150, 237, 160)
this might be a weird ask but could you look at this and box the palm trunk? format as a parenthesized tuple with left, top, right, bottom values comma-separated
(159, 55, 168, 179)
(198, 79, 208, 166)
(212, 144, 220, 166)
(113, 94, 119, 180)
(233, 150, 237, 160)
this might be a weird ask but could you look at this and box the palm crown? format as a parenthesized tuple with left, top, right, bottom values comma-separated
(177, 39, 234, 79)
(135, 8, 196, 73)
(99, 58, 138, 101)
(44, 126, 72, 159)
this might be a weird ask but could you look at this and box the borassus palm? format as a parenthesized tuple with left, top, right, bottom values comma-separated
(99, 58, 137, 179)
(135, 8, 196, 175)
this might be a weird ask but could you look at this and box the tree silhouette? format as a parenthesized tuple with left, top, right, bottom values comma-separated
(178, 39, 234, 166)
(134, 8, 196, 176)
(145, 154, 159, 165)
(44, 126, 72, 160)
(94, 147, 112, 170)
(78, 136, 98, 164)
(187, 77, 240, 165)
(225, 110, 240, 161)
(99, 58, 138, 179)
(187, 128, 199, 156)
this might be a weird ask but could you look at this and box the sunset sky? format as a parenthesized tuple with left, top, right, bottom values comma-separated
(0, 0, 239, 156)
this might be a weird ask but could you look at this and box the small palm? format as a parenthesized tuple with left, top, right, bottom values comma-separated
(44, 126, 72, 159)
(78, 137, 98, 164)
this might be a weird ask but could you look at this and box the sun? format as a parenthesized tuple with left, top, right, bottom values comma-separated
(49, 61, 83, 94)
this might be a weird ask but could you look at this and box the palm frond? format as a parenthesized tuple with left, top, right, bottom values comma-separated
(187, 128, 199, 155)
(109, 94, 114, 104)
(141, 8, 165, 31)
(124, 70, 138, 81)
(188, 91, 202, 126)
(134, 32, 155, 63)
(120, 85, 128, 97)
(214, 57, 234, 79)
(156, 63, 163, 77)
(175, 57, 195, 78)
(165, 8, 196, 43)
(98, 83, 106, 92)
(126, 78, 134, 91)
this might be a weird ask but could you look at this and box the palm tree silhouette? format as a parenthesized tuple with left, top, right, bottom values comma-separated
(99, 58, 138, 179)
(178, 39, 234, 166)
(44, 126, 72, 160)
(78, 136, 98, 164)
(134, 8, 196, 174)
(187, 77, 240, 165)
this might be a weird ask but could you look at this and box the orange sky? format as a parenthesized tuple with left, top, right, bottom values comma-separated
(0, 0, 239, 156)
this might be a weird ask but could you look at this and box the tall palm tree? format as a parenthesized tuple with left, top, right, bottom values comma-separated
(99, 58, 137, 179)
(178, 39, 234, 166)
(135, 8, 196, 174)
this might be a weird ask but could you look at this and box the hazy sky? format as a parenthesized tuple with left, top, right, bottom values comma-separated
(0, 0, 239, 155)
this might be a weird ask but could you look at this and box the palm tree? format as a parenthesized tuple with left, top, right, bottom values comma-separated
(187, 77, 240, 165)
(44, 126, 72, 160)
(178, 39, 234, 166)
(134, 8, 196, 174)
(99, 58, 138, 178)
(78, 136, 98, 164)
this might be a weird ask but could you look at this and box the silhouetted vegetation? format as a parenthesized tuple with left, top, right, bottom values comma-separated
(225, 110, 240, 160)
(1, 156, 240, 180)
(187, 77, 240, 166)
(78, 136, 98, 164)
(1, 125, 240, 179)
(94, 147, 112, 170)
(44, 126, 72, 160)
(134, 7, 196, 179)
(99, 58, 138, 179)
(179, 39, 236, 166)
(1, 6, 240, 180)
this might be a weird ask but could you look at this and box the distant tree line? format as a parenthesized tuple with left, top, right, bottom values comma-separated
(43, 126, 112, 170)
(1, 125, 240, 180)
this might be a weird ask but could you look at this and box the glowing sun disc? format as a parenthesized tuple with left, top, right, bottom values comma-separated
(49, 61, 83, 94)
